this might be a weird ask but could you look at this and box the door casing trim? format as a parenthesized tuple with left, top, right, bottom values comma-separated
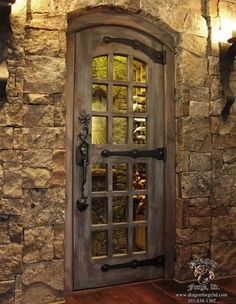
(65, 8, 176, 293)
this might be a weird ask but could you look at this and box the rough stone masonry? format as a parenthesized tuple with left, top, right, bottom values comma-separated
(0, 0, 236, 303)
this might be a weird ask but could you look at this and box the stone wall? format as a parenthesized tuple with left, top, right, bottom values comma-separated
(0, 0, 235, 303)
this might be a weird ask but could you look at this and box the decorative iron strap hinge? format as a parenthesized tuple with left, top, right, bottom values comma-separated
(103, 36, 166, 65)
(101, 147, 165, 161)
(101, 255, 165, 272)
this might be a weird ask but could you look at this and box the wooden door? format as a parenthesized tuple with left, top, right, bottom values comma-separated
(73, 25, 165, 290)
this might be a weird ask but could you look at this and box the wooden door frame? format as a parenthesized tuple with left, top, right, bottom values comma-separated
(65, 7, 176, 293)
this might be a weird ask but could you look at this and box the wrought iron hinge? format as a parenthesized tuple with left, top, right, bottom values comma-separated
(103, 36, 166, 65)
(101, 255, 165, 272)
(101, 147, 165, 161)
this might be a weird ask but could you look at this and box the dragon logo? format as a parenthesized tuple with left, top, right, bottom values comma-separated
(189, 258, 217, 285)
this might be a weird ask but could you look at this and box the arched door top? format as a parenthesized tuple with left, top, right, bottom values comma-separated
(67, 7, 176, 52)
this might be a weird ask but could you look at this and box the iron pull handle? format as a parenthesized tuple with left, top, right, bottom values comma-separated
(101, 147, 165, 160)
(76, 111, 90, 212)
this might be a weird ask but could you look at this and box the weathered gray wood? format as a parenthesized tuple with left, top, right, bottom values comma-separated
(64, 32, 75, 294)
(163, 47, 176, 280)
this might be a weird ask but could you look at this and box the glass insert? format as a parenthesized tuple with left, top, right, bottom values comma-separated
(113, 117, 128, 144)
(133, 87, 147, 113)
(92, 230, 108, 257)
(112, 228, 128, 255)
(92, 56, 108, 80)
(92, 84, 107, 112)
(113, 55, 128, 81)
(112, 196, 128, 223)
(133, 118, 146, 144)
(92, 164, 108, 192)
(133, 195, 147, 221)
(113, 164, 128, 191)
(132, 59, 147, 83)
(92, 197, 108, 225)
(133, 163, 147, 190)
(133, 226, 147, 252)
(92, 116, 107, 144)
(113, 86, 128, 113)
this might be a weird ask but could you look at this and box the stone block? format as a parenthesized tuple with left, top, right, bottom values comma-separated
(182, 117, 211, 152)
(24, 94, 52, 105)
(54, 226, 64, 259)
(189, 207, 211, 217)
(0, 198, 23, 216)
(210, 76, 221, 100)
(176, 150, 190, 172)
(0, 222, 10, 244)
(24, 56, 65, 94)
(24, 29, 60, 56)
(209, 99, 224, 115)
(9, 216, 23, 244)
(23, 149, 52, 168)
(181, 172, 211, 198)
(192, 243, 210, 260)
(179, 34, 207, 57)
(176, 228, 210, 244)
(213, 135, 236, 149)
(23, 168, 51, 188)
(22, 188, 65, 227)
(3, 163, 23, 198)
(23, 227, 54, 263)
(26, 14, 67, 31)
(54, 106, 65, 127)
(0, 280, 15, 304)
(13, 128, 23, 150)
(22, 260, 64, 290)
(0, 244, 22, 277)
(189, 86, 210, 101)
(212, 216, 235, 242)
(23, 127, 65, 149)
(4, 103, 23, 127)
(0, 128, 13, 149)
(190, 152, 211, 171)
(177, 50, 208, 87)
(189, 217, 211, 227)
(23, 105, 54, 127)
(52, 150, 65, 187)
(211, 116, 236, 135)
(189, 101, 209, 117)
(175, 244, 192, 281)
(0, 150, 22, 164)
(183, 10, 208, 37)
(188, 197, 209, 207)
(211, 241, 236, 277)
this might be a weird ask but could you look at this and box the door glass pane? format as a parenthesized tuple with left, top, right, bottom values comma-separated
(113, 164, 128, 191)
(133, 163, 147, 190)
(113, 86, 128, 113)
(92, 84, 107, 112)
(113, 55, 128, 81)
(92, 230, 108, 257)
(113, 117, 128, 144)
(133, 87, 147, 113)
(132, 59, 147, 83)
(112, 228, 128, 255)
(133, 195, 147, 221)
(92, 116, 107, 144)
(133, 118, 146, 144)
(133, 226, 147, 252)
(92, 56, 108, 80)
(92, 197, 108, 225)
(92, 164, 108, 192)
(112, 196, 128, 223)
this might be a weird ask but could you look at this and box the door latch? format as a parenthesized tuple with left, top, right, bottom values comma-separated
(76, 110, 90, 212)
(101, 147, 165, 160)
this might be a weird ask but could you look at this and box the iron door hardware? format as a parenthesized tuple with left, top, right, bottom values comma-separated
(76, 110, 90, 212)
(101, 255, 165, 272)
(101, 147, 165, 160)
(103, 36, 166, 65)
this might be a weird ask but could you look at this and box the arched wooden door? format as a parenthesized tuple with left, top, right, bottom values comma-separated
(73, 25, 167, 290)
